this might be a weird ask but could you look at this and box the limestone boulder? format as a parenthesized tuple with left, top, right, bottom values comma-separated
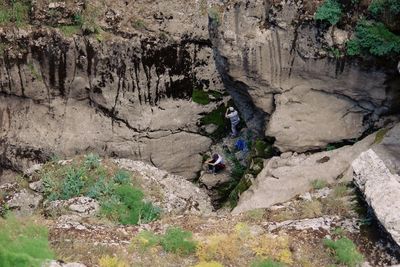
(7, 189, 43, 216)
(233, 132, 375, 214)
(352, 149, 400, 247)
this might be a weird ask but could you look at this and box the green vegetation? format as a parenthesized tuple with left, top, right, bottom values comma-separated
(192, 89, 211, 105)
(0, 0, 30, 27)
(161, 227, 197, 255)
(346, 20, 400, 57)
(324, 237, 364, 267)
(131, 227, 196, 256)
(192, 89, 224, 105)
(251, 259, 284, 267)
(314, 0, 342, 25)
(200, 104, 229, 140)
(0, 216, 54, 267)
(39, 154, 160, 225)
(369, 0, 400, 17)
(311, 179, 328, 190)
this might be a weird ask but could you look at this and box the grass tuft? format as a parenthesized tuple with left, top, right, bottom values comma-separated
(323, 237, 364, 267)
(0, 216, 54, 267)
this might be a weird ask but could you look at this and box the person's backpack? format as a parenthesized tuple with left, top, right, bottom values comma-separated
(235, 139, 247, 151)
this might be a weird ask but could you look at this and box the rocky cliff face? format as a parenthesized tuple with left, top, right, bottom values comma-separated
(210, 0, 400, 152)
(0, 0, 222, 179)
(1, 0, 399, 180)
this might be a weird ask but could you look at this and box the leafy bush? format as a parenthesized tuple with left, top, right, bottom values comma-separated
(314, 0, 342, 25)
(84, 153, 101, 169)
(101, 185, 160, 225)
(369, 0, 400, 17)
(160, 227, 197, 255)
(0, 216, 54, 267)
(113, 170, 131, 184)
(323, 237, 363, 267)
(61, 167, 86, 199)
(347, 20, 400, 57)
(131, 230, 160, 251)
(251, 259, 284, 267)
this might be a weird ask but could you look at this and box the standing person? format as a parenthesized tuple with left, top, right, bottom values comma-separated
(206, 153, 225, 174)
(225, 107, 240, 137)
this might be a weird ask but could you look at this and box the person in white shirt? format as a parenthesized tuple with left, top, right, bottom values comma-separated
(225, 107, 240, 137)
(205, 153, 225, 174)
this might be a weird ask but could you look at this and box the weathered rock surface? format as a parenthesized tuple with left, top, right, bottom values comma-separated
(233, 132, 375, 214)
(44, 260, 87, 267)
(44, 197, 100, 218)
(7, 189, 43, 216)
(211, 0, 399, 151)
(353, 150, 400, 247)
(0, 0, 222, 179)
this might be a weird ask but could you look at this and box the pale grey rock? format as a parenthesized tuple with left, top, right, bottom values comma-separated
(233, 133, 375, 214)
(67, 197, 100, 216)
(204, 124, 218, 134)
(199, 172, 231, 190)
(29, 180, 44, 193)
(45, 197, 99, 218)
(352, 149, 400, 247)
(24, 164, 43, 177)
(7, 189, 42, 216)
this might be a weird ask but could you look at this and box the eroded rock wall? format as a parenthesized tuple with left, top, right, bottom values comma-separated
(0, 0, 222, 179)
(210, 0, 399, 152)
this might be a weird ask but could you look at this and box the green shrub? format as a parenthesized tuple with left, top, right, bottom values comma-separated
(84, 153, 100, 169)
(113, 170, 131, 184)
(314, 0, 342, 25)
(87, 175, 114, 199)
(192, 89, 211, 105)
(0, 216, 54, 267)
(61, 167, 86, 199)
(369, 0, 400, 17)
(131, 230, 160, 251)
(160, 227, 197, 255)
(311, 179, 328, 190)
(347, 20, 400, 57)
(101, 185, 160, 225)
(251, 259, 284, 267)
(323, 237, 364, 267)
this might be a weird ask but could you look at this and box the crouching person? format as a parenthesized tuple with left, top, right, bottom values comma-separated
(206, 153, 225, 174)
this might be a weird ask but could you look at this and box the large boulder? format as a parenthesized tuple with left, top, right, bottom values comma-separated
(352, 149, 400, 247)
(233, 132, 375, 214)
(352, 124, 400, 247)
